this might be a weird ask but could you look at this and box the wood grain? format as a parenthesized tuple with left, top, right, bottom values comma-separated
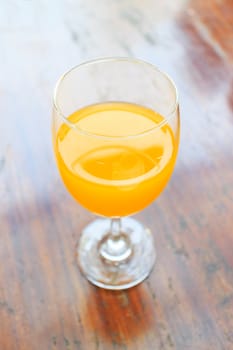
(0, 0, 233, 349)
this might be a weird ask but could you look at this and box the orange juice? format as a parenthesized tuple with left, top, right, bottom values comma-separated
(55, 102, 178, 216)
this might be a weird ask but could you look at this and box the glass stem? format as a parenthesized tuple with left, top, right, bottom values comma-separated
(99, 218, 132, 263)
(110, 218, 122, 239)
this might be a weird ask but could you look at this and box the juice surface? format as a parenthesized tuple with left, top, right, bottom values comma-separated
(55, 102, 177, 216)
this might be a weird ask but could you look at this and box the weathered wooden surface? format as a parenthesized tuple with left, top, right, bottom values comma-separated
(0, 0, 233, 349)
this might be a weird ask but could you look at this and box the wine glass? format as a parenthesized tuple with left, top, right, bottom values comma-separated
(52, 57, 180, 290)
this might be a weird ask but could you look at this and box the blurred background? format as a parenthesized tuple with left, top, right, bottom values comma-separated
(1, 0, 232, 179)
(1, 0, 232, 174)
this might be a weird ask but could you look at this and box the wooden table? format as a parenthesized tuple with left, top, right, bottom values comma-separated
(1, 1, 233, 349)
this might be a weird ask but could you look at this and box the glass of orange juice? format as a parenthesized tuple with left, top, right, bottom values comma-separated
(52, 58, 180, 290)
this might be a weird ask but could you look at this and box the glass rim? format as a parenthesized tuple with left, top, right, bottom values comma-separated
(53, 57, 179, 139)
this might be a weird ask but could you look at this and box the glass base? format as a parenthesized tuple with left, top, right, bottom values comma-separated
(77, 217, 156, 290)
